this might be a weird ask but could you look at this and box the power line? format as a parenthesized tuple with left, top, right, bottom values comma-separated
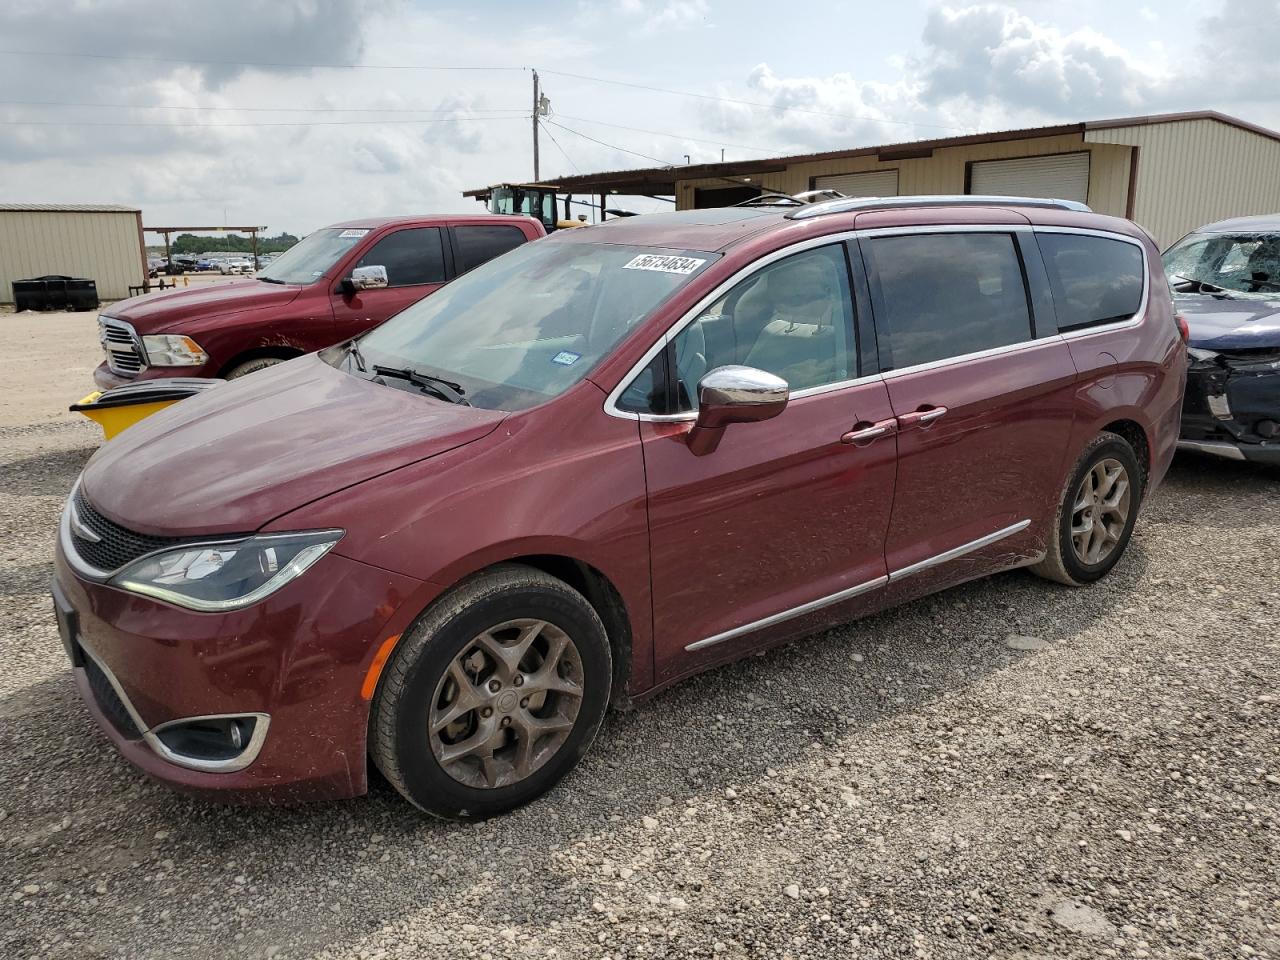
(552, 113, 774, 154)
(0, 49, 525, 72)
(541, 69, 967, 132)
(542, 119, 675, 166)
(0, 115, 525, 128)
(0, 97, 526, 115)
(537, 119, 580, 173)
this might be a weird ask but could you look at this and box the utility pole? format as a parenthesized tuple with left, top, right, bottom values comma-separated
(532, 70, 541, 182)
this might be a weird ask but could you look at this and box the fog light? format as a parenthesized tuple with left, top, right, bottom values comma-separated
(147, 713, 268, 772)
(1256, 419, 1279, 439)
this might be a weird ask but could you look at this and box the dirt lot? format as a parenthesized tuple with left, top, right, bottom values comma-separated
(1, 308, 1277, 960)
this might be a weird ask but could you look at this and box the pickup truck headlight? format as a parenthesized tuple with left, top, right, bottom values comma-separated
(142, 334, 208, 367)
(111, 530, 343, 611)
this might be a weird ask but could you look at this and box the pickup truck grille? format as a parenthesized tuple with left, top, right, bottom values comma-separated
(99, 316, 145, 377)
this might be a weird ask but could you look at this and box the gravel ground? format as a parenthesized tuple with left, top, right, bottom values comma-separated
(1, 308, 1278, 960)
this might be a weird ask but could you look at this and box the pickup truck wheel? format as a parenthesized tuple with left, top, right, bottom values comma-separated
(1032, 431, 1142, 586)
(370, 563, 611, 819)
(225, 357, 284, 379)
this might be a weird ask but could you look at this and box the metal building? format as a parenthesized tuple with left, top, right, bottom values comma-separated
(502, 111, 1280, 248)
(0, 203, 145, 303)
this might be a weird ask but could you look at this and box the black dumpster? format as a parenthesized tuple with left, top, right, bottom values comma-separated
(12, 275, 100, 312)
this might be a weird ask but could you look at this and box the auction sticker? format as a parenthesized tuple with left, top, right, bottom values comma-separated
(622, 254, 707, 275)
(338, 229, 369, 239)
(551, 351, 582, 366)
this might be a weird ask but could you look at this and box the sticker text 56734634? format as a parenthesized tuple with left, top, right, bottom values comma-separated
(622, 254, 707, 275)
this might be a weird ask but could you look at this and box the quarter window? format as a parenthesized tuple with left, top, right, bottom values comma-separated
(356, 227, 446, 287)
(1038, 233, 1145, 330)
(454, 224, 529, 274)
(865, 232, 1033, 369)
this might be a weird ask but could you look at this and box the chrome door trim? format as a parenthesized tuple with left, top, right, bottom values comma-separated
(888, 519, 1031, 582)
(683, 518, 1032, 653)
(604, 229, 868, 422)
(684, 574, 889, 652)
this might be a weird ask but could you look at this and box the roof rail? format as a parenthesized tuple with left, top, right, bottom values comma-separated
(786, 194, 1092, 220)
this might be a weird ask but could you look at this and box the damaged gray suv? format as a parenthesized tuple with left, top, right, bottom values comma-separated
(1164, 214, 1280, 464)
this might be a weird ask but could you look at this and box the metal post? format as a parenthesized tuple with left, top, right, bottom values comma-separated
(564, 193, 571, 220)
(532, 70, 541, 182)
(598, 193, 606, 224)
(251, 229, 260, 270)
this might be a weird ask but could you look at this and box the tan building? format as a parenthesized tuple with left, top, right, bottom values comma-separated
(512, 111, 1280, 249)
(0, 203, 146, 303)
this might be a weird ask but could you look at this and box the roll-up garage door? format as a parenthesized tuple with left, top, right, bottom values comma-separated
(813, 169, 899, 198)
(968, 153, 1090, 204)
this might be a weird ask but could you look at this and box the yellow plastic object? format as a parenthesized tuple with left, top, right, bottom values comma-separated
(73, 391, 180, 441)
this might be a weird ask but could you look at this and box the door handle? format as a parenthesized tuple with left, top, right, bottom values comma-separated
(840, 418, 897, 446)
(898, 405, 948, 429)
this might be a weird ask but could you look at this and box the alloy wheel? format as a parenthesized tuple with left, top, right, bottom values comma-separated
(428, 618, 584, 789)
(1070, 457, 1131, 565)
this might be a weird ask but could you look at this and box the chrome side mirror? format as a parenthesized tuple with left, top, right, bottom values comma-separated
(687, 365, 789, 456)
(349, 265, 388, 291)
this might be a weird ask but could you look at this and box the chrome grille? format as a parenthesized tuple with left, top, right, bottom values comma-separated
(69, 488, 188, 573)
(99, 316, 145, 376)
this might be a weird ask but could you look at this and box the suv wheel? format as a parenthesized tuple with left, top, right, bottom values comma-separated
(1032, 431, 1143, 586)
(370, 564, 612, 819)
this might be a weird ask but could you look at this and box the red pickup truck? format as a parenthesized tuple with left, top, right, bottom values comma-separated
(94, 214, 545, 389)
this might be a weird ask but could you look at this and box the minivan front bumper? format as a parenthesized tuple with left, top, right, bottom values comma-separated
(53, 541, 424, 802)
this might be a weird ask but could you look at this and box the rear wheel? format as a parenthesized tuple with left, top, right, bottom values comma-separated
(370, 564, 611, 819)
(225, 357, 285, 379)
(1032, 431, 1142, 586)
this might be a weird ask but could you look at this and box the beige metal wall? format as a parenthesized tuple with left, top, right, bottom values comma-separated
(675, 133, 1134, 219)
(1087, 119, 1280, 248)
(0, 210, 144, 303)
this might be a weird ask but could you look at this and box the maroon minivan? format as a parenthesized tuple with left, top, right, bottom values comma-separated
(93, 214, 544, 388)
(54, 196, 1185, 818)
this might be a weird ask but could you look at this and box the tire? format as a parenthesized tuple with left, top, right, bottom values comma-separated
(225, 357, 285, 379)
(1031, 431, 1143, 586)
(370, 563, 612, 819)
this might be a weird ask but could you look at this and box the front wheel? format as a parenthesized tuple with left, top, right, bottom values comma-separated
(370, 564, 612, 819)
(1032, 431, 1143, 586)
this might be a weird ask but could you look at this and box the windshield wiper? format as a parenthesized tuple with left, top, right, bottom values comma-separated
(1172, 274, 1237, 298)
(372, 364, 470, 405)
(345, 339, 368, 372)
(257, 275, 286, 284)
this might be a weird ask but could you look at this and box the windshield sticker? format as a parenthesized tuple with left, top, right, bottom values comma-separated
(551, 351, 582, 366)
(622, 254, 707, 275)
(338, 229, 369, 239)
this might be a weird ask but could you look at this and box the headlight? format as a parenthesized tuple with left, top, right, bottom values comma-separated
(142, 334, 208, 367)
(111, 530, 343, 611)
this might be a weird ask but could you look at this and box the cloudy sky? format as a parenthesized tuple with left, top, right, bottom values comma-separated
(2, 0, 1277, 235)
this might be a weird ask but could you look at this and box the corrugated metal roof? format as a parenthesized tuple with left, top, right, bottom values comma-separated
(0, 202, 140, 213)
(466, 111, 1280, 198)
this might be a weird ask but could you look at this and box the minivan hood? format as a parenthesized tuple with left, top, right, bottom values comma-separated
(1176, 295, 1280, 350)
(105, 280, 304, 334)
(80, 355, 506, 537)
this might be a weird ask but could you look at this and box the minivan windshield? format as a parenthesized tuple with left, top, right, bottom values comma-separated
(1163, 231, 1280, 297)
(350, 239, 717, 411)
(257, 227, 371, 285)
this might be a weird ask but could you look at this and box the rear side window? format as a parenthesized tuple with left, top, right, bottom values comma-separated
(1037, 233, 1145, 331)
(864, 233, 1032, 369)
(357, 227, 446, 286)
(454, 224, 529, 274)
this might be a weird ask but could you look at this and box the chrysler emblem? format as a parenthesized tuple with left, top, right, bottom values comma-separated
(68, 504, 102, 543)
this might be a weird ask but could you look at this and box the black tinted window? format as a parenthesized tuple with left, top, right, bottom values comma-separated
(357, 228, 446, 286)
(455, 224, 529, 273)
(866, 233, 1032, 369)
(1039, 233, 1145, 330)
